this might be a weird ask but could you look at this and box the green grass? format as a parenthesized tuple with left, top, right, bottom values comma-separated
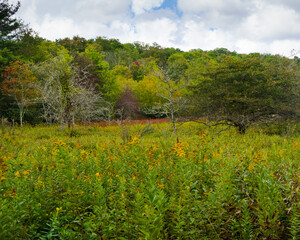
(0, 122, 299, 239)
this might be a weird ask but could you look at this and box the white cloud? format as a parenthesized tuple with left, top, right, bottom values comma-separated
(134, 18, 178, 46)
(75, 0, 131, 23)
(37, 15, 78, 40)
(13, 0, 300, 56)
(131, 0, 164, 15)
(179, 20, 235, 51)
(235, 38, 300, 57)
(240, 4, 300, 41)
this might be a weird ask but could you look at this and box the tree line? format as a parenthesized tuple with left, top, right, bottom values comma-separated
(1, 0, 299, 133)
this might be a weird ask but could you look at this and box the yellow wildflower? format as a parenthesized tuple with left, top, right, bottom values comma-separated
(158, 180, 165, 189)
(172, 142, 186, 157)
(22, 170, 30, 175)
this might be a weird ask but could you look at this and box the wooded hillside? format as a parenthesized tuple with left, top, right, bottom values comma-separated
(1, 1, 299, 133)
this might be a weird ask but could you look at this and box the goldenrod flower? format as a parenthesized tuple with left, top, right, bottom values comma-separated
(172, 142, 186, 157)
(22, 170, 30, 175)
(56, 207, 62, 212)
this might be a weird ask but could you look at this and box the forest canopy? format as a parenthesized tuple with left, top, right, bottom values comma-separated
(0, 1, 299, 133)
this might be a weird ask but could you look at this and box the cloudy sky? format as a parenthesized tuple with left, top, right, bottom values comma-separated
(12, 0, 300, 56)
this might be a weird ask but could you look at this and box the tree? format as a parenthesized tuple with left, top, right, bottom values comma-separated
(0, 0, 26, 119)
(34, 52, 103, 129)
(115, 88, 141, 119)
(141, 55, 189, 134)
(14, 29, 44, 61)
(1, 60, 39, 126)
(0, 0, 24, 42)
(133, 74, 164, 111)
(33, 40, 68, 63)
(190, 55, 300, 133)
(56, 36, 88, 54)
(94, 36, 123, 52)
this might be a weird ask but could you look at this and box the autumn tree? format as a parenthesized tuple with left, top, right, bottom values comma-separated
(0, 0, 27, 118)
(1, 60, 39, 126)
(116, 88, 141, 119)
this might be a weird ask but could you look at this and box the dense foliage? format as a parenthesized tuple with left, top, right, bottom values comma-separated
(190, 55, 300, 133)
(0, 2, 299, 239)
(0, 2, 299, 132)
(0, 122, 299, 239)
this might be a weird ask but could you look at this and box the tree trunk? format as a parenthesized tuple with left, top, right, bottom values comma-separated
(19, 105, 24, 127)
(170, 104, 177, 135)
(65, 97, 71, 129)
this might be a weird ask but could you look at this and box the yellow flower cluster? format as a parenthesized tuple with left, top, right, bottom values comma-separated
(52, 139, 67, 154)
(80, 149, 89, 161)
(173, 142, 186, 158)
(53, 139, 67, 147)
(127, 135, 140, 146)
(158, 180, 165, 189)
(3, 187, 17, 198)
(95, 172, 102, 181)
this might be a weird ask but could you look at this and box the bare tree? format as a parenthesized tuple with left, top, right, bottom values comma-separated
(145, 65, 188, 135)
(33, 52, 106, 129)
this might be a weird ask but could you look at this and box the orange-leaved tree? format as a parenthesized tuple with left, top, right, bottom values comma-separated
(1, 60, 39, 126)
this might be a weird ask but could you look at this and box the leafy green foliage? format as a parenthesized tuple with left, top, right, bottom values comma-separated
(189, 55, 300, 133)
(0, 0, 23, 41)
(0, 123, 299, 238)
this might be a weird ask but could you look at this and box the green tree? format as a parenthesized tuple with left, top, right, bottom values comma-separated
(33, 40, 68, 62)
(13, 29, 44, 61)
(133, 74, 164, 110)
(94, 36, 123, 52)
(0, 0, 24, 42)
(56, 36, 89, 55)
(190, 55, 300, 133)
(84, 44, 119, 102)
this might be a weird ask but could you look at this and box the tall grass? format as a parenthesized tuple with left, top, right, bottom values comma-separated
(0, 122, 299, 239)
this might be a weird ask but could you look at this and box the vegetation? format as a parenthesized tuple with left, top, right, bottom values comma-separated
(0, 2, 299, 239)
(189, 55, 300, 133)
(0, 0, 23, 41)
(0, 2, 299, 130)
(0, 122, 299, 239)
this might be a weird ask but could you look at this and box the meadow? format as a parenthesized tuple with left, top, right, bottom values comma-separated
(0, 121, 299, 239)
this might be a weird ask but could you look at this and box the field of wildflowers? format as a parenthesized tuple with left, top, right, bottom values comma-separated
(0, 122, 299, 239)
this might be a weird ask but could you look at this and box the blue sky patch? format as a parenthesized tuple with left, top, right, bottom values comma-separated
(154, 0, 183, 18)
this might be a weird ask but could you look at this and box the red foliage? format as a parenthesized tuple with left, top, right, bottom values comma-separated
(115, 89, 141, 119)
(1, 60, 39, 106)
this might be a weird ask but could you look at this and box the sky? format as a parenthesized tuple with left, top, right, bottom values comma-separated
(12, 0, 300, 56)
